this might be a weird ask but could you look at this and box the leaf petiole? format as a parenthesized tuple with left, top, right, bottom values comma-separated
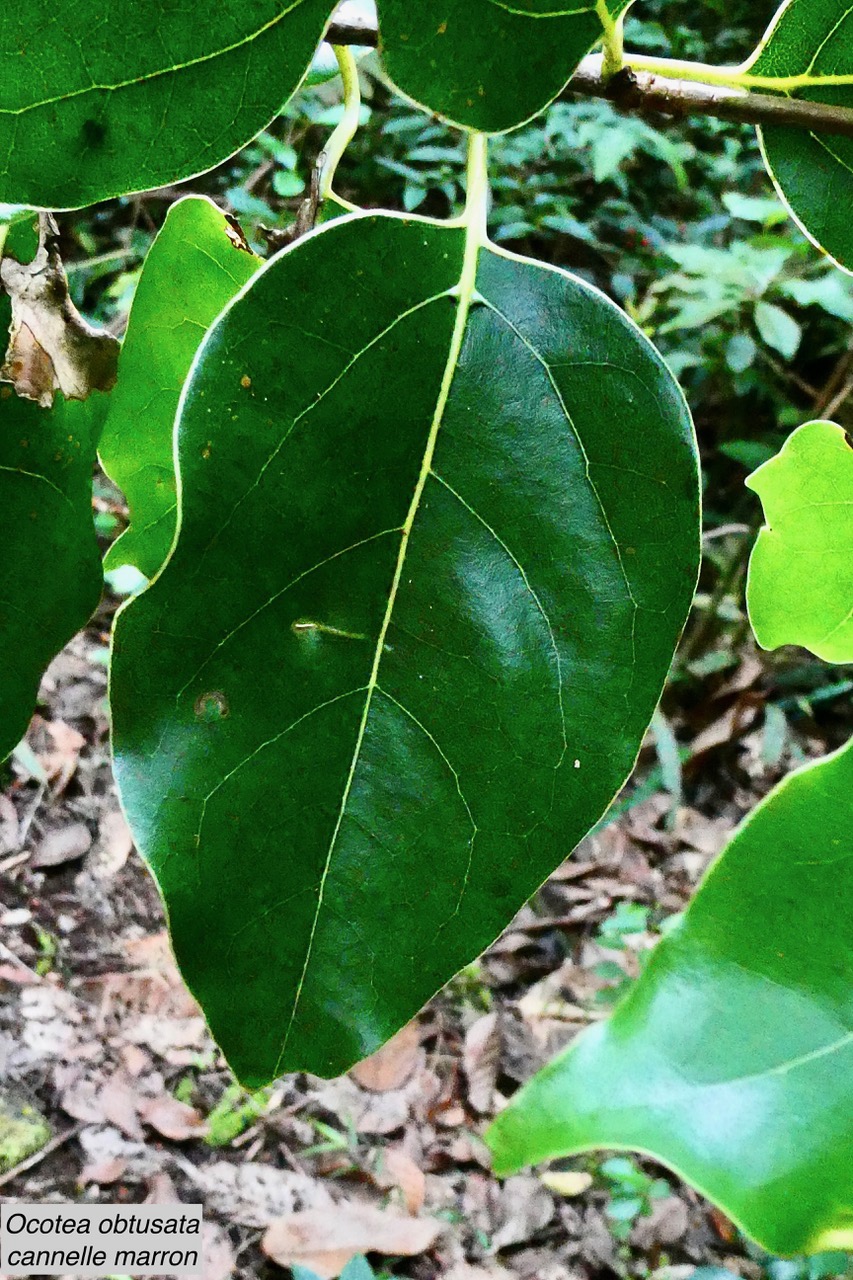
(596, 0, 625, 79)
(623, 51, 853, 95)
(319, 45, 363, 213)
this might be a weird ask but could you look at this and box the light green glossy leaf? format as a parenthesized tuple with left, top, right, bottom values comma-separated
(111, 211, 699, 1087)
(0, 386, 104, 760)
(377, 0, 634, 133)
(0, 1, 333, 209)
(100, 197, 260, 580)
(487, 737, 853, 1256)
(746, 420, 853, 663)
(751, 0, 853, 272)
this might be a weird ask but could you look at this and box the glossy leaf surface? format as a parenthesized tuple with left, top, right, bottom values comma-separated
(377, 0, 634, 133)
(0, 387, 103, 760)
(111, 212, 699, 1086)
(100, 197, 260, 580)
(753, 0, 853, 272)
(746, 420, 853, 663)
(0, 0, 331, 209)
(487, 738, 853, 1256)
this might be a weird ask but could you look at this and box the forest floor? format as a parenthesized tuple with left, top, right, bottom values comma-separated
(0, 576, 844, 1280)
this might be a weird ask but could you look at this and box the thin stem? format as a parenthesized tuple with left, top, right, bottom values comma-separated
(320, 45, 363, 212)
(322, 18, 853, 140)
(597, 1, 625, 79)
(444, 129, 491, 231)
(463, 132, 490, 247)
(625, 51, 853, 94)
(570, 54, 853, 140)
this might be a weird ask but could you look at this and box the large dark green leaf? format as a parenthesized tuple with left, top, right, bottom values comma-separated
(487, 737, 853, 1256)
(0, 385, 103, 759)
(111, 211, 699, 1086)
(746, 420, 853, 663)
(751, 0, 853, 272)
(0, 1, 332, 209)
(100, 197, 260, 580)
(377, 0, 634, 133)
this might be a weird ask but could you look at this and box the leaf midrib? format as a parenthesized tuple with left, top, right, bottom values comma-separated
(275, 233, 480, 1071)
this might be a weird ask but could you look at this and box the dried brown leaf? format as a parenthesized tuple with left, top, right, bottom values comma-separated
(463, 1013, 502, 1115)
(381, 1146, 426, 1215)
(489, 1175, 555, 1252)
(1, 214, 119, 406)
(145, 1170, 181, 1203)
(32, 821, 92, 868)
(202, 1221, 237, 1280)
(60, 1078, 104, 1124)
(92, 809, 134, 876)
(99, 1073, 143, 1139)
(350, 1021, 422, 1093)
(631, 1196, 689, 1248)
(261, 1204, 441, 1279)
(79, 1156, 127, 1185)
(690, 697, 760, 759)
(139, 1095, 207, 1141)
(30, 718, 86, 791)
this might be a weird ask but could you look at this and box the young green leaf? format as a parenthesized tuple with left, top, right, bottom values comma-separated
(377, 0, 634, 133)
(99, 197, 260, 580)
(750, 0, 853, 273)
(0, 387, 104, 760)
(746, 420, 853, 663)
(110, 211, 699, 1087)
(0, 1, 332, 209)
(486, 737, 853, 1257)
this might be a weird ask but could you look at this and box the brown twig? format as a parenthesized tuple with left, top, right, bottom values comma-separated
(815, 339, 853, 418)
(577, 59, 853, 139)
(322, 22, 853, 140)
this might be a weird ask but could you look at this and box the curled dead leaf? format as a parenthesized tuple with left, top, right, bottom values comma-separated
(1, 214, 119, 406)
(463, 1012, 502, 1114)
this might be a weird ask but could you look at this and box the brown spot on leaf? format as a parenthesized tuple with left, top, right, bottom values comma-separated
(223, 213, 253, 254)
(194, 691, 230, 722)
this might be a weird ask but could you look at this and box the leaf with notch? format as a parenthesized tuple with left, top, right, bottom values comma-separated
(376, 0, 635, 133)
(746, 419, 853, 663)
(0, 0, 333, 209)
(110, 211, 699, 1087)
(99, 197, 260, 581)
(487, 737, 853, 1256)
